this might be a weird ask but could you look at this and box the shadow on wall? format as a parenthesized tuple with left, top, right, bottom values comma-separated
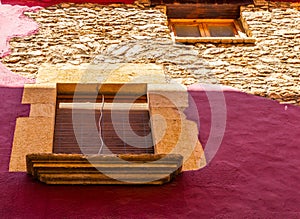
(0, 84, 300, 218)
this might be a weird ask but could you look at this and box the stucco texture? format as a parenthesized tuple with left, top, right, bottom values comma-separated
(1, 86, 300, 218)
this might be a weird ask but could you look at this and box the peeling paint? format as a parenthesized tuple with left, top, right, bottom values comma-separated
(0, 4, 39, 85)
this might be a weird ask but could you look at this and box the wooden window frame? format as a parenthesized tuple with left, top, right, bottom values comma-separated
(169, 19, 254, 44)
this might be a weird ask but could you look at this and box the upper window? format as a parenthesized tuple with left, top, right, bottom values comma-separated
(171, 19, 244, 38)
(166, 3, 255, 44)
(169, 19, 253, 43)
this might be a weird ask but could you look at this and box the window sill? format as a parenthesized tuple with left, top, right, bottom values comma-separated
(175, 37, 256, 44)
(26, 153, 183, 185)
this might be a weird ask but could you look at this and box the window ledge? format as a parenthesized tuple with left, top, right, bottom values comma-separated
(26, 153, 183, 185)
(175, 37, 256, 44)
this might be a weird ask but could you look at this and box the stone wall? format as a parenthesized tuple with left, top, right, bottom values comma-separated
(195, 3, 300, 104)
(1, 1, 300, 104)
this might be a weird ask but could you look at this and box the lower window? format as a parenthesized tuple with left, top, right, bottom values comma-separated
(53, 87, 154, 155)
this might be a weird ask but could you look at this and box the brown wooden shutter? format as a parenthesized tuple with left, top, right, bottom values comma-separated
(53, 93, 154, 155)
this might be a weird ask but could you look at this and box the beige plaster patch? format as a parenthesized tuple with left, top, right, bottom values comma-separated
(30, 104, 56, 118)
(149, 87, 206, 170)
(9, 117, 54, 171)
(9, 84, 57, 172)
(22, 83, 56, 104)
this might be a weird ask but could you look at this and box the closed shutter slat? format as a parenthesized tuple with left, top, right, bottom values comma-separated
(53, 94, 154, 155)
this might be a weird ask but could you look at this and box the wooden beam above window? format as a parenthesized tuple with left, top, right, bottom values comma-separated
(151, 0, 253, 5)
(167, 3, 242, 19)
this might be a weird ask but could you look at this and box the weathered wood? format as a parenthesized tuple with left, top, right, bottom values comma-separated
(54, 93, 154, 155)
(170, 19, 240, 36)
(166, 4, 242, 19)
(174, 36, 255, 43)
(57, 83, 147, 96)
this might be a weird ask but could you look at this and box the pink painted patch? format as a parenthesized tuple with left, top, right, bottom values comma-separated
(0, 4, 40, 57)
(0, 4, 39, 85)
(0, 63, 34, 86)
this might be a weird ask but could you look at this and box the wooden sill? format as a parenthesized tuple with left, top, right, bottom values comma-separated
(175, 37, 256, 44)
(58, 102, 149, 110)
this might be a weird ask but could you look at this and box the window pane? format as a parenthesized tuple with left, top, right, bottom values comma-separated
(207, 24, 235, 37)
(174, 25, 200, 37)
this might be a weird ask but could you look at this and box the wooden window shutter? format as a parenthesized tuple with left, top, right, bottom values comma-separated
(53, 91, 154, 155)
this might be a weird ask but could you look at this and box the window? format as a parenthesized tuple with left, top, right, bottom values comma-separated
(24, 83, 184, 185)
(54, 84, 154, 155)
(166, 2, 255, 44)
(169, 19, 253, 43)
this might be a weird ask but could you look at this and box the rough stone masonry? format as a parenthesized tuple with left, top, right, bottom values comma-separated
(0, 1, 299, 104)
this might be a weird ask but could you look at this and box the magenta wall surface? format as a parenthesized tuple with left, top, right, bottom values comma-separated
(0, 86, 300, 218)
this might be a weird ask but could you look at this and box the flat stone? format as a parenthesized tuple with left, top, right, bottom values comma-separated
(1, 2, 300, 107)
(26, 153, 183, 185)
(37, 63, 166, 84)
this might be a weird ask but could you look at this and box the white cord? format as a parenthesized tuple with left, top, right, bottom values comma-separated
(97, 94, 105, 154)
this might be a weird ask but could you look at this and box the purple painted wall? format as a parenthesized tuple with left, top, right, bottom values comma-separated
(0, 87, 300, 218)
(0, 87, 30, 172)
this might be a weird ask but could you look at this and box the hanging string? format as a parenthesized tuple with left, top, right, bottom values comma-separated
(97, 94, 105, 154)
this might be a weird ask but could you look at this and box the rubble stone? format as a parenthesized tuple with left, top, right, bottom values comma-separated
(0, 2, 299, 104)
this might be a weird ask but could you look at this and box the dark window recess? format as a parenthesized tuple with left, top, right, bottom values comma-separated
(165, 2, 253, 20)
(206, 23, 236, 37)
(175, 25, 201, 37)
(171, 19, 243, 39)
(54, 93, 154, 155)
